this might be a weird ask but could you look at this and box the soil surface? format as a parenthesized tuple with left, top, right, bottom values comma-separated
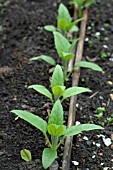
(0, 0, 113, 170)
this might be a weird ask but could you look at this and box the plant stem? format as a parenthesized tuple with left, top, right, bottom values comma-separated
(63, 60, 68, 81)
(51, 136, 58, 150)
(44, 133, 52, 148)
(56, 136, 66, 150)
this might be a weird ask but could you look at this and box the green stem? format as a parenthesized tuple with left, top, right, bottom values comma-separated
(44, 133, 52, 149)
(67, 68, 74, 79)
(63, 60, 68, 81)
(78, 6, 83, 18)
(51, 136, 58, 150)
(56, 136, 66, 150)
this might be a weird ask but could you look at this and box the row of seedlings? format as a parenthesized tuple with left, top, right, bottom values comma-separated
(10, 1, 104, 169)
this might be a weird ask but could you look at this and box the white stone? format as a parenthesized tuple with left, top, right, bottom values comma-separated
(95, 32, 100, 36)
(92, 155, 96, 159)
(75, 121, 81, 125)
(103, 45, 108, 48)
(103, 167, 110, 170)
(96, 143, 101, 147)
(109, 58, 113, 62)
(85, 37, 89, 42)
(87, 26, 91, 30)
(101, 27, 105, 31)
(83, 136, 88, 140)
(102, 138, 112, 146)
(97, 134, 105, 138)
(72, 161, 79, 166)
(76, 103, 79, 108)
(101, 163, 104, 165)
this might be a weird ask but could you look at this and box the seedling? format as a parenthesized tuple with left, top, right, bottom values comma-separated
(106, 117, 113, 125)
(44, 3, 82, 39)
(100, 51, 110, 59)
(28, 64, 91, 104)
(31, 32, 103, 81)
(20, 149, 32, 162)
(69, 0, 94, 18)
(11, 100, 103, 169)
(94, 107, 105, 120)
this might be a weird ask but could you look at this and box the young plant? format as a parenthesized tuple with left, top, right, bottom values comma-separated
(44, 3, 82, 39)
(11, 100, 103, 169)
(69, 0, 94, 18)
(31, 31, 103, 81)
(94, 107, 105, 120)
(28, 64, 91, 104)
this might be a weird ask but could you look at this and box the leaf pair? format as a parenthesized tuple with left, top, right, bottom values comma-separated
(28, 64, 91, 103)
(44, 4, 81, 34)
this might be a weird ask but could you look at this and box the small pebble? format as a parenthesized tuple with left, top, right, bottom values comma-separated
(85, 37, 89, 42)
(101, 27, 105, 31)
(98, 152, 103, 156)
(96, 143, 101, 147)
(102, 103, 106, 107)
(103, 138, 112, 146)
(101, 163, 104, 165)
(107, 81, 113, 85)
(95, 32, 100, 36)
(76, 103, 79, 108)
(83, 136, 88, 141)
(99, 96, 104, 100)
(103, 167, 110, 170)
(87, 26, 91, 30)
(103, 45, 108, 48)
(75, 121, 81, 125)
(72, 161, 79, 166)
(110, 94, 113, 101)
(92, 155, 96, 159)
(109, 58, 113, 62)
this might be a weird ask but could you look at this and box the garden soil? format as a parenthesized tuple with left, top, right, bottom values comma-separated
(0, 0, 113, 170)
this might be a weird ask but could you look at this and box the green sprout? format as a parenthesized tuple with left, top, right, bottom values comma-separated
(100, 52, 110, 59)
(44, 3, 82, 40)
(11, 100, 103, 169)
(94, 107, 105, 120)
(31, 32, 103, 81)
(28, 64, 91, 104)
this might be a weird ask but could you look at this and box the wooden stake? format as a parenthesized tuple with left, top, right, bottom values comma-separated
(62, 8, 88, 170)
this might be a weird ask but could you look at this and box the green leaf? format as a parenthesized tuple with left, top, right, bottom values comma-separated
(74, 0, 84, 6)
(20, 149, 32, 162)
(53, 31, 71, 53)
(84, 0, 94, 7)
(44, 25, 56, 32)
(48, 124, 65, 137)
(28, 85, 52, 102)
(64, 124, 104, 136)
(62, 87, 91, 101)
(58, 3, 71, 24)
(68, 38, 80, 52)
(58, 19, 68, 31)
(51, 65, 64, 88)
(69, 25, 79, 33)
(42, 148, 57, 169)
(59, 52, 74, 61)
(75, 61, 103, 72)
(10, 110, 47, 134)
(66, 18, 83, 31)
(30, 55, 56, 66)
(48, 100, 63, 125)
(52, 86, 65, 98)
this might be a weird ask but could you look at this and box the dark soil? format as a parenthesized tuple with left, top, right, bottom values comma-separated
(0, 0, 113, 170)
